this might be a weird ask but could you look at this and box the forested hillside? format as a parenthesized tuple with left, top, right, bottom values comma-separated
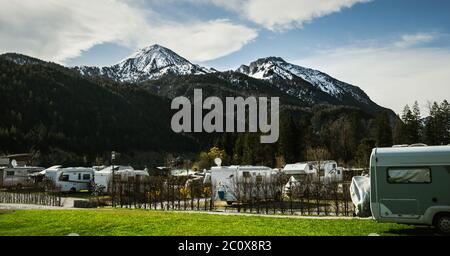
(0, 56, 198, 166)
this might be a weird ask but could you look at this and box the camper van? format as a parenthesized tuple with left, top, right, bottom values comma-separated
(53, 167, 95, 193)
(370, 145, 450, 233)
(208, 165, 278, 204)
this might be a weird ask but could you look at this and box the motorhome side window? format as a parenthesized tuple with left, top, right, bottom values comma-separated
(387, 167, 431, 184)
(83, 174, 91, 180)
(243, 172, 251, 178)
(6, 171, 14, 176)
(59, 174, 69, 182)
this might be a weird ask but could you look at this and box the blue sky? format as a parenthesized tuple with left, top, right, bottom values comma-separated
(1, 0, 450, 114)
(64, 0, 450, 69)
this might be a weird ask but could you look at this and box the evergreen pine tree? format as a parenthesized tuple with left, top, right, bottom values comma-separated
(401, 103, 421, 144)
(375, 112, 393, 147)
(424, 102, 440, 145)
(355, 138, 376, 167)
(278, 114, 299, 163)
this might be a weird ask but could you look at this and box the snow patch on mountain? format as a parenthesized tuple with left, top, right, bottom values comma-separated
(237, 57, 370, 104)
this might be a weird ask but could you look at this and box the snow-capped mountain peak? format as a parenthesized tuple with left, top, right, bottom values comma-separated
(118, 44, 190, 72)
(112, 44, 210, 82)
(236, 56, 372, 104)
(237, 57, 295, 80)
(77, 44, 210, 83)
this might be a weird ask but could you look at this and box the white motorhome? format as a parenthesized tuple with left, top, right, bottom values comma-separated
(370, 145, 450, 234)
(208, 165, 278, 204)
(0, 166, 44, 189)
(0, 154, 44, 189)
(52, 167, 95, 193)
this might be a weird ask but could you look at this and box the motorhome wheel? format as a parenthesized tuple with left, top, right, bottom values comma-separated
(435, 214, 450, 234)
(70, 187, 76, 193)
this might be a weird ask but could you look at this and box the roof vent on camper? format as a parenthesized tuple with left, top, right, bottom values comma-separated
(392, 145, 409, 148)
(408, 143, 428, 147)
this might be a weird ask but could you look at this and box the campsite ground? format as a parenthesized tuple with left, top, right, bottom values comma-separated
(0, 209, 437, 236)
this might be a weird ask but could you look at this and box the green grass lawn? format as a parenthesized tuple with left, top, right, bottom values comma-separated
(0, 209, 429, 236)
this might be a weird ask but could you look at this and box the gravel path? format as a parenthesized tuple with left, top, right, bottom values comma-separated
(0, 204, 67, 210)
(0, 197, 84, 210)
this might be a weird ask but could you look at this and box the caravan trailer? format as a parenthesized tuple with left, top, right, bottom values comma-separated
(283, 162, 318, 181)
(282, 161, 343, 184)
(94, 166, 134, 192)
(94, 166, 149, 193)
(370, 145, 450, 233)
(209, 165, 278, 204)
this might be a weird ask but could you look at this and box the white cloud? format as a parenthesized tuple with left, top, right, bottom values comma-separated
(210, 0, 371, 30)
(394, 32, 439, 48)
(148, 19, 257, 62)
(0, 0, 257, 64)
(294, 35, 450, 114)
(0, 0, 151, 63)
